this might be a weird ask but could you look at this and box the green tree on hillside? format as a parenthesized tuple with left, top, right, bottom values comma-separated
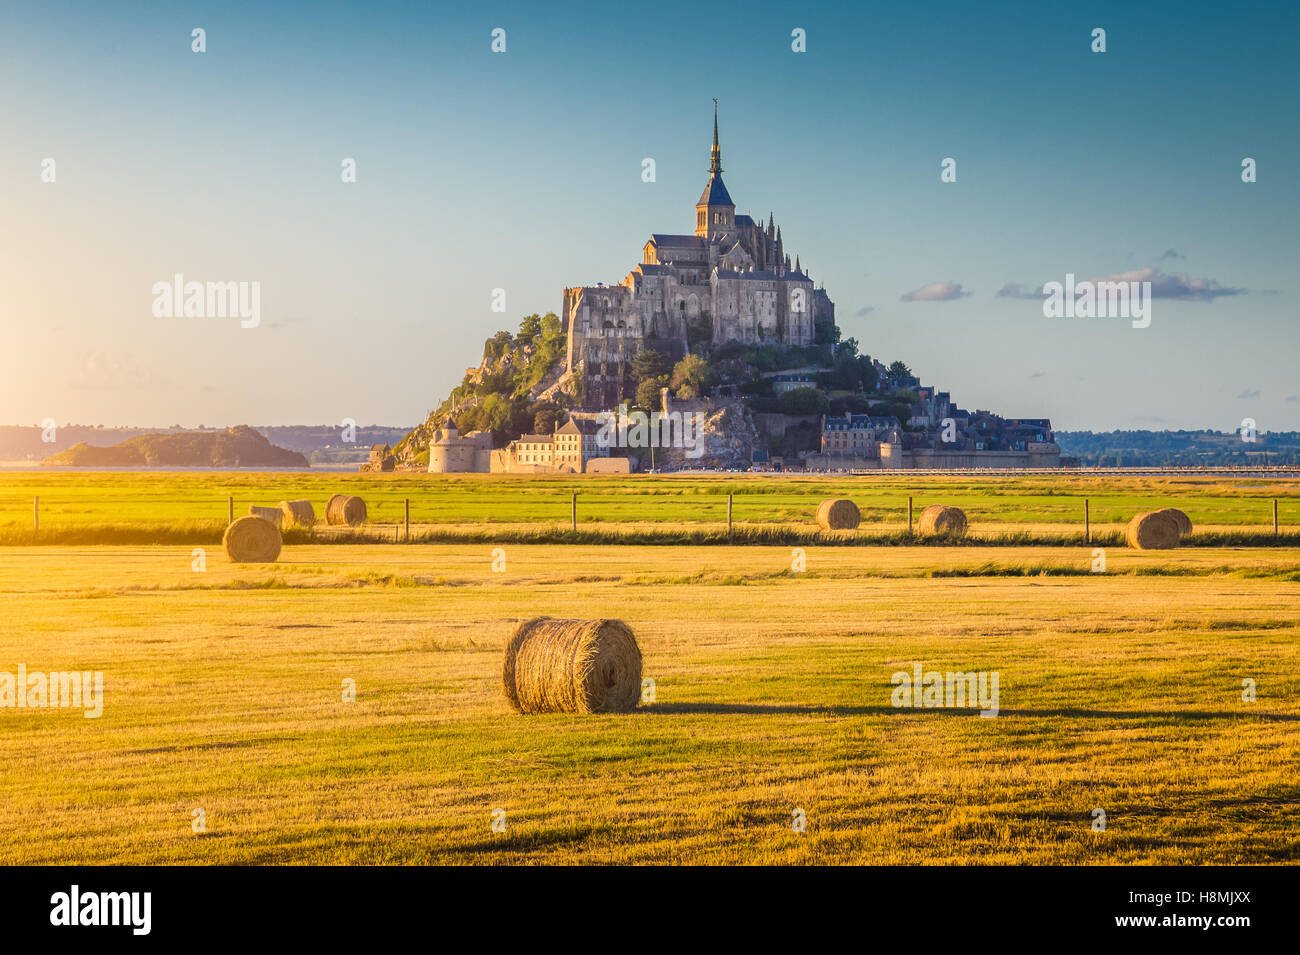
(631, 349, 670, 384)
(533, 406, 560, 434)
(476, 393, 516, 435)
(814, 312, 840, 346)
(484, 330, 513, 362)
(670, 354, 713, 399)
(779, 387, 829, 415)
(829, 349, 878, 393)
(636, 375, 670, 411)
(517, 313, 542, 344)
(888, 360, 913, 380)
(513, 312, 566, 397)
(857, 356, 879, 393)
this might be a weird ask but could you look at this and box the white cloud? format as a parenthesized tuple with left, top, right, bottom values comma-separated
(901, 281, 969, 302)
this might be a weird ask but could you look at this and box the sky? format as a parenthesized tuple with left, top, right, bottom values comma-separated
(1, 0, 1297, 431)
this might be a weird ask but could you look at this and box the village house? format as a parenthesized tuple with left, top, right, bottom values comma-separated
(490, 417, 610, 474)
(772, 374, 817, 395)
(821, 414, 902, 455)
(812, 400, 1060, 470)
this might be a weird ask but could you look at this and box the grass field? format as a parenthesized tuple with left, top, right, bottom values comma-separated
(3, 471, 1298, 545)
(3, 539, 1299, 864)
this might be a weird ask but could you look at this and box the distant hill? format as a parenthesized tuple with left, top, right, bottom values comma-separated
(40, 426, 309, 468)
(0, 424, 411, 465)
(1056, 430, 1300, 467)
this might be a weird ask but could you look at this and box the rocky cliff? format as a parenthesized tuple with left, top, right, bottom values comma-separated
(653, 400, 759, 470)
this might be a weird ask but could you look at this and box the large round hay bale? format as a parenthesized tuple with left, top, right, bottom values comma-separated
(815, 498, 860, 530)
(1153, 507, 1192, 536)
(502, 617, 642, 715)
(326, 494, 366, 526)
(223, 515, 282, 562)
(1126, 511, 1180, 549)
(247, 505, 283, 529)
(918, 504, 968, 538)
(279, 499, 316, 528)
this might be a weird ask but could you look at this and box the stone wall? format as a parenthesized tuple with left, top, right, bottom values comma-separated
(585, 457, 632, 474)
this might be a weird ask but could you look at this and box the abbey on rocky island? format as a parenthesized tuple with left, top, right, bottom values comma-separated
(562, 104, 835, 410)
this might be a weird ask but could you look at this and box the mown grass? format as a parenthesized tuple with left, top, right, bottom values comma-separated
(3, 470, 1297, 545)
(2, 543, 1298, 864)
(8, 519, 1299, 550)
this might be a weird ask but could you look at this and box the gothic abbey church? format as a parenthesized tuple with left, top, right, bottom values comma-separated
(563, 105, 835, 410)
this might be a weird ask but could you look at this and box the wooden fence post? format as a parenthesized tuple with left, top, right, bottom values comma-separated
(34, 496, 39, 534)
(1275, 499, 1279, 537)
(728, 493, 733, 540)
(227, 496, 234, 525)
(1085, 498, 1090, 544)
(405, 498, 410, 542)
(571, 492, 577, 533)
(908, 496, 913, 535)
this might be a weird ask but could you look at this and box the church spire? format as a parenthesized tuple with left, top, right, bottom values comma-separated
(695, 100, 735, 237)
(710, 98, 722, 174)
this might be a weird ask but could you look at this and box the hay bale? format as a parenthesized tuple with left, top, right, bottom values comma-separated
(1126, 511, 1180, 549)
(815, 498, 861, 530)
(223, 515, 282, 563)
(247, 505, 283, 529)
(326, 493, 366, 526)
(1153, 507, 1193, 536)
(918, 504, 968, 538)
(502, 617, 642, 714)
(279, 499, 316, 528)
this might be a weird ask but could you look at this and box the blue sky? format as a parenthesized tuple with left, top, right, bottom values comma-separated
(1, 0, 1296, 430)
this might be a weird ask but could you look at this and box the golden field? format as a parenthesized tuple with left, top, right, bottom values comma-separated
(2, 539, 1298, 864)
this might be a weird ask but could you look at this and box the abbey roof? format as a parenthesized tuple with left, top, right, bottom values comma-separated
(697, 173, 734, 208)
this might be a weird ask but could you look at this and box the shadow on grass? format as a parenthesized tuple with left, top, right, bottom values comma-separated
(122, 735, 309, 756)
(449, 824, 599, 855)
(644, 703, 1300, 721)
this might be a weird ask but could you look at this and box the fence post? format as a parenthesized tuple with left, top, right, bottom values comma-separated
(405, 498, 410, 542)
(227, 496, 234, 525)
(908, 496, 913, 536)
(1085, 498, 1090, 544)
(34, 496, 39, 534)
(728, 492, 733, 540)
(1275, 499, 1279, 537)
(571, 492, 577, 533)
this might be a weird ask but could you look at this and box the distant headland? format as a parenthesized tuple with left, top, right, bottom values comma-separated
(39, 426, 308, 468)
